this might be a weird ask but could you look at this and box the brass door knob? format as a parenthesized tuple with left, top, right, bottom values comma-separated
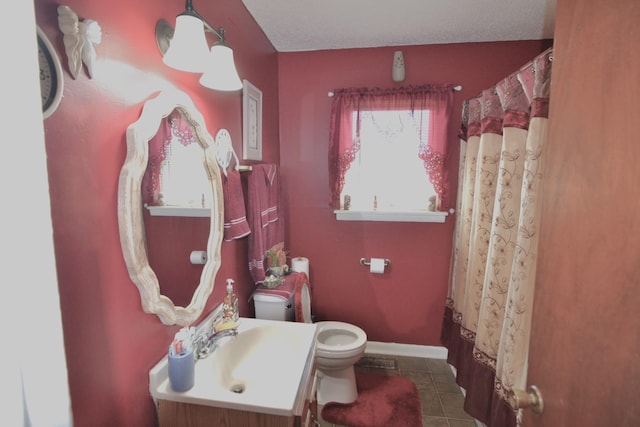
(508, 385, 544, 414)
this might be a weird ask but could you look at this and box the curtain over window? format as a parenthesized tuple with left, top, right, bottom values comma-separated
(328, 85, 455, 210)
(142, 110, 209, 207)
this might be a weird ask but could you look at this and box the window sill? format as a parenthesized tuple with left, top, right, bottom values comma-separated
(333, 209, 450, 223)
(146, 205, 210, 217)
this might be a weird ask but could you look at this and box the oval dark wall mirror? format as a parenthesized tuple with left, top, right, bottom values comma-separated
(118, 89, 224, 326)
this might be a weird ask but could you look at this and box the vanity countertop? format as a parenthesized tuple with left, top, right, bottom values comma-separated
(149, 317, 318, 416)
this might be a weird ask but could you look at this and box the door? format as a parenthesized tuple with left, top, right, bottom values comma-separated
(523, 0, 640, 426)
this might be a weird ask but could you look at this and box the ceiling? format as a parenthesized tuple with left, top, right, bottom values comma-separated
(241, 0, 556, 52)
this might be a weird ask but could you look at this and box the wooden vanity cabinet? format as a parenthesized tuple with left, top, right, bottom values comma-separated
(157, 350, 318, 427)
(297, 351, 318, 427)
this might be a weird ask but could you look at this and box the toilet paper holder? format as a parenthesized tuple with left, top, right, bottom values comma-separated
(360, 258, 391, 267)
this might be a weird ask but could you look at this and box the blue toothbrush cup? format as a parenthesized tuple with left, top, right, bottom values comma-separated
(168, 348, 195, 392)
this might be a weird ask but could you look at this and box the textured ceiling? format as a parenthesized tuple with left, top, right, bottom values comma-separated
(241, 0, 556, 52)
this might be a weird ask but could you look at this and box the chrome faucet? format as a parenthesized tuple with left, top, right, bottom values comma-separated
(194, 320, 238, 359)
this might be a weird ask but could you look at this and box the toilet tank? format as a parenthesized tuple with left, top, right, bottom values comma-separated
(253, 292, 295, 321)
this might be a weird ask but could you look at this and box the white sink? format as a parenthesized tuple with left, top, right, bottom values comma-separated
(149, 317, 318, 416)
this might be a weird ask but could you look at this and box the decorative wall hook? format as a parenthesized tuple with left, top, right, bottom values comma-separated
(57, 5, 102, 79)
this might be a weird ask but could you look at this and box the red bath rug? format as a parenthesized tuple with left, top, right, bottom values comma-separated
(320, 371, 422, 427)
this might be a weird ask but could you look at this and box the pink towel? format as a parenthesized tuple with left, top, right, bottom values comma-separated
(260, 165, 279, 227)
(247, 164, 284, 284)
(221, 168, 251, 242)
(252, 272, 297, 301)
(294, 272, 311, 323)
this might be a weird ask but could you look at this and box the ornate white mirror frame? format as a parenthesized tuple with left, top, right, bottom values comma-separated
(118, 88, 224, 326)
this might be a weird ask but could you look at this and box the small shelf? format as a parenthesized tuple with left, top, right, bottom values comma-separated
(334, 209, 450, 223)
(146, 205, 211, 217)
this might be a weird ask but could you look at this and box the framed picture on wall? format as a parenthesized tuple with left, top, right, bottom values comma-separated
(242, 79, 262, 161)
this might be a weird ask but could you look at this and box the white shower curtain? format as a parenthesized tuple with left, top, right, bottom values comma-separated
(442, 48, 553, 427)
(1, 3, 73, 425)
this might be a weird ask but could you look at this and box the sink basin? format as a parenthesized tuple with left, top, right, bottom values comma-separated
(150, 316, 318, 416)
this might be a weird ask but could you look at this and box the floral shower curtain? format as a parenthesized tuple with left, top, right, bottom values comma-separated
(441, 48, 553, 427)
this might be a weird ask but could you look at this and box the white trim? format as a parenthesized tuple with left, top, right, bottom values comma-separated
(364, 341, 448, 359)
(146, 205, 211, 217)
(334, 209, 449, 223)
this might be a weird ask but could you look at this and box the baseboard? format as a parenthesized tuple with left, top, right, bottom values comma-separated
(365, 341, 448, 359)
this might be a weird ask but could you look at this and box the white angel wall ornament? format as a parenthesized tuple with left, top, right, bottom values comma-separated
(57, 5, 102, 79)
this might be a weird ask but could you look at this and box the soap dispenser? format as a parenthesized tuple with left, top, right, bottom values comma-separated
(222, 278, 239, 322)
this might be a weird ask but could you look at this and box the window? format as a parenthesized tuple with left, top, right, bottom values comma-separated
(342, 109, 436, 211)
(158, 126, 210, 208)
(328, 86, 455, 221)
(142, 109, 210, 210)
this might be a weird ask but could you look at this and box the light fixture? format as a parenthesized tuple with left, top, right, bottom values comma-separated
(162, 13, 210, 73)
(158, 0, 242, 91)
(199, 31, 242, 91)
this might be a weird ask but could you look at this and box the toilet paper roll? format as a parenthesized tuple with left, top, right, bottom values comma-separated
(369, 258, 386, 274)
(291, 256, 309, 277)
(189, 251, 207, 265)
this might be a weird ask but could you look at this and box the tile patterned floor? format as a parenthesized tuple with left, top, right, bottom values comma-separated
(317, 353, 477, 427)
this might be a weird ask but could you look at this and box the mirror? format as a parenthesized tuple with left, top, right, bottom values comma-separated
(144, 209, 210, 309)
(142, 107, 211, 309)
(118, 88, 224, 326)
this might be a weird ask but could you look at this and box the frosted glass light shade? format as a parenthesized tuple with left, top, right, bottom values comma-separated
(199, 44, 242, 91)
(162, 14, 211, 73)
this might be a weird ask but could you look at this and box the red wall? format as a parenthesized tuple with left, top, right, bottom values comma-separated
(277, 41, 550, 345)
(34, 0, 550, 423)
(34, 0, 277, 426)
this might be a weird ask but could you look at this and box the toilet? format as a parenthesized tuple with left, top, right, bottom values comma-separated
(314, 319, 367, 405)
(253, 272, 368, 405)
(252, 293, 295, 321)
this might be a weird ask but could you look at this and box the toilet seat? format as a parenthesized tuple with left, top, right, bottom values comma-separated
(292, 274, 367, 359)
(315, 321, 367, 359)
